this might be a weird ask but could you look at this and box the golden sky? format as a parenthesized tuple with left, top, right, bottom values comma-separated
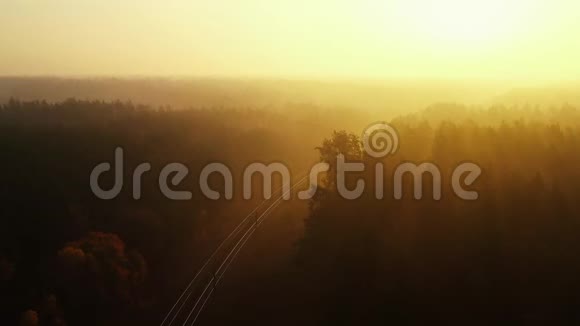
(1, 0, 579, 81)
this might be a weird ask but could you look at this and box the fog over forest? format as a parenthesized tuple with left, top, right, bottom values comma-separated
(1, 77, 580, 325)
(4, 0, 580, 323)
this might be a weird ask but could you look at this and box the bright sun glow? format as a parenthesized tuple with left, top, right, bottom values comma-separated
(396, 0, 528, 48)
(2, 0, 579, 80)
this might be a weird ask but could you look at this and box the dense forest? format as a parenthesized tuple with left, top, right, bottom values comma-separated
(1, 98, 580, 325)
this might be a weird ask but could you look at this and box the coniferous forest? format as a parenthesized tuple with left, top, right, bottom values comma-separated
(2, 91, 580, 325)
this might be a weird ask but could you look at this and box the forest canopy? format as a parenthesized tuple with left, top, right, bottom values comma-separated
(1, 98, 580, 324)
